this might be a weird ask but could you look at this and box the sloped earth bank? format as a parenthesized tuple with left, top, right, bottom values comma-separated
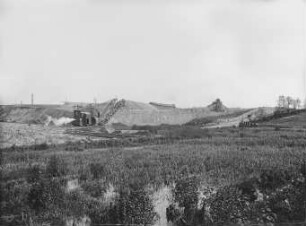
(201, 107, 275, 128)
(0, 105, 73, 124)
(152, 184, 217, 226)
(65, 181, 174, 226)
(108, 102, 229, 126)
(64, 183, 173, 226)
(0, 101, 277, 128)
(1, 101, 238, 126)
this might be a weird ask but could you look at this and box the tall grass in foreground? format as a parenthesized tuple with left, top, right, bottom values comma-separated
(1, 127, 306, 225)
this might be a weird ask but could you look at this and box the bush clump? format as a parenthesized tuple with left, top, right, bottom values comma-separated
(46, 155, 68, 179)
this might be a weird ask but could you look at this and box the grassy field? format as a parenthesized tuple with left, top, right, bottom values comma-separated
(1, 110, 306, 225)
(1, 122, 306, 225)
(2, 127, 306, 182)
(260, 111, 306, 129)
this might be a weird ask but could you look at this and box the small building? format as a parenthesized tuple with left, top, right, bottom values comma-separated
(149, 102, 176, 109)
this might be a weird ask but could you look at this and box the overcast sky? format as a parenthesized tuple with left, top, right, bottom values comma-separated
(0, 0, 305, 108)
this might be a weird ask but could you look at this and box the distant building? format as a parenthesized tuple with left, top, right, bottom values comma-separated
(149, 102, 176, 109)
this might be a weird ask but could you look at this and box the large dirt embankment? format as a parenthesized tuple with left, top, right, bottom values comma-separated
(107, 100, 232, 126)
(0, 105, 73, 124)
(1, 99, 243, 127)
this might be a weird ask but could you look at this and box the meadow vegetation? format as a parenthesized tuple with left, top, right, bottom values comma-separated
(1, 125, 306, 225)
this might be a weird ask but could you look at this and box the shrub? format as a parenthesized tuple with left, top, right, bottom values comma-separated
(209, 185, 251, 224)
(206, 168, 306, 225)
(46, 155, 68, 179)
(27, 179, 47, 212)
(259, 169, 293, 191)
(81, 180, 107, 198)
(78, 166, 91, 182)
(87, 184, 157, 226)
(2, 181, 31, 217)
(34, 142, 48, 150)
(174, 176, 199, 223)
(113, 187, 158, 225)
(89, 163, 106, 180)
(63, 190, 88, 219)
(27, 178, 66, 214)
(27, 164, 44, 184)
(274, 126, 281, 131)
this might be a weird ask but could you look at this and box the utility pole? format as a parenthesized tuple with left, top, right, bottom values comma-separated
(303, 0, 306, 109)
(31, 93, 34, 106)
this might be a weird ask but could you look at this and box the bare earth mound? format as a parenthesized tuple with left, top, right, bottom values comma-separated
(0, 99, 255, 127)
(0, 105, 74, 124)
(188, 107, 275, 128)
(107, 99, 233, 126)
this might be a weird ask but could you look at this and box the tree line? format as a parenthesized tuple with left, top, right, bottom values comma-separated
(277, 95, 303, 109)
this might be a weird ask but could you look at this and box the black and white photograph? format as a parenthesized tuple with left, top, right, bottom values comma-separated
(1, 0, 306, 225)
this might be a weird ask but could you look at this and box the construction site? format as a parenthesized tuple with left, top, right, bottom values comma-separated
(0, 98, 224, 146)
(2, 97, 306, 226)
(2, 96, 305, 150)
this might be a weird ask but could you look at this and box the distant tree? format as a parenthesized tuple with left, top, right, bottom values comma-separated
(293, 98, 302, 110)
(277, 95, 286, 108)
(296, 98, 301, 109)
(277, 96, 303, 110)
(292, 99, 298, 109)
(285, 96, 293, 109)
